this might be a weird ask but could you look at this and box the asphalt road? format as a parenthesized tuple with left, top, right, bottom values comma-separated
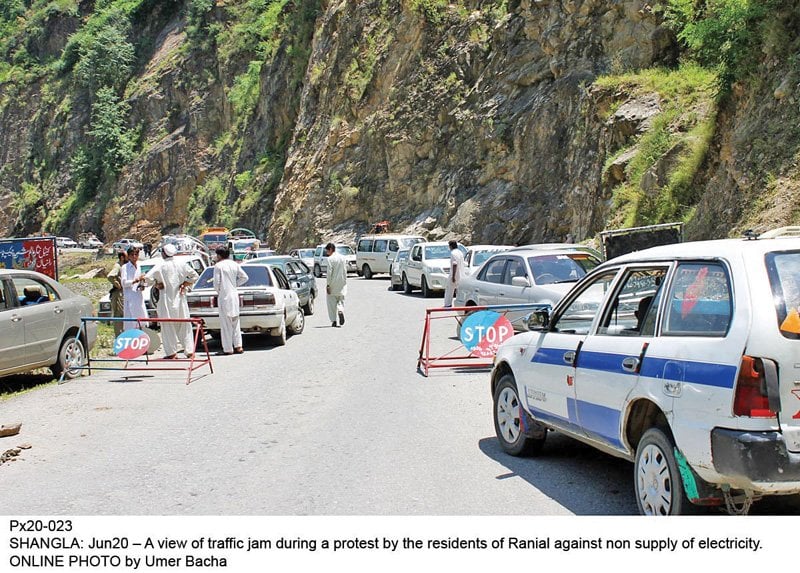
(0, 276, 797, 515)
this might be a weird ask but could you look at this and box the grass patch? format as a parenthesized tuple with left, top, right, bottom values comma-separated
(597, 64, 718, 227)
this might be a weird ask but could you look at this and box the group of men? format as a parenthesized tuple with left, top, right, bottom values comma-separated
(102, 239, 371, 355)
(107, 245, 249, 358)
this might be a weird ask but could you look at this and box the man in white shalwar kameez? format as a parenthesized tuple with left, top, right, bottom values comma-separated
(213, 247, 249, 355)
(120, 247, 148, 331)
(325, 243, 347, 327)
(146, 244, 199, 359)
(444, 240, 465, 308)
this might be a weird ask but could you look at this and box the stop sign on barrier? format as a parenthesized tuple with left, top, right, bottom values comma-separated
(114, 329, 151, 359)
(460, 310, 514, 358)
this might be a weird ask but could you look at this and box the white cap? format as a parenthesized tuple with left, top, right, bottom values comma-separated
(163, 244, 177, 257)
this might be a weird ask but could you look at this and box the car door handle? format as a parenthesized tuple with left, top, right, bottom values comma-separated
(11, 315, 22, 322)
(563, 351, 576, 365)
(53, 307, 64, 314)
(622, 356, 640, 373)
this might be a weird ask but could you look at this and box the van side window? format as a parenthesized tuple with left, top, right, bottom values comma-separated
(663, 262, 731, 337)
(374, 240, 388, 253)
(388, 240, 399, 252)
(358, 239, 373, 252)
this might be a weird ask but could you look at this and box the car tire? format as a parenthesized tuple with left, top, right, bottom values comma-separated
(272, 315, 287, 346)
(391, 280, 400, 292)
(493, 373, 546, 456)
(634, 427, 695, 515)
(421, 276, 431, 298)
(288, 310, 305, 335)
(403, 273, 412, 294)
(362, 264, 373, 279)
(314, 264, 322, 278)
(303, 293, 314, 316)
(51, 335, 86, 380)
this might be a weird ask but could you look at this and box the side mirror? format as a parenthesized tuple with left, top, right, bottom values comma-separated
(526, 309, 551, 331)
(511, 276, 531, 288)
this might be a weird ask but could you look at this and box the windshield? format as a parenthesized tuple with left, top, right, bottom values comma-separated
(245, 257, 290, 271)
(233, 240, 258, 250)
(528, 254, 598, 285)
(297, 249, 314, 258)
(336, 246, 354, 256)
(424, 245, 450, 260)
(473, 249, 506, 266)
(202, 234, 227, 243)
(399, 237, 424, 248)
(194, 265, 271, 289)
(395, 251, 409, 262)
(767, 251, 800, 338)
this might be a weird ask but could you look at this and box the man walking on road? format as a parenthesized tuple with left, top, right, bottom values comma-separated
(444, 239, 464, 308)
(325, 242, 347, 327)
(213, 247, 249, 355)
(146, 244, 199, 359)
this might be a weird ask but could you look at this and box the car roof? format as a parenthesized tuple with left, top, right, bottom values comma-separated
(500, 247, 599, 258)
(604, 237, 800, 265)
(467, 244, 512, 251)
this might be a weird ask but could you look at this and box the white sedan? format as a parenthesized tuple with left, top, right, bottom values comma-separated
(187, 264, 304, 346)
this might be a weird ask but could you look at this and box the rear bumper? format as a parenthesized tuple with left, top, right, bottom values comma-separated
(192, 310, 283, 333)
(711, 428, 800, 489)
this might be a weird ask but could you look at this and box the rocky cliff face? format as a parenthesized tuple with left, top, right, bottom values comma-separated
(0, 1, 797, 250)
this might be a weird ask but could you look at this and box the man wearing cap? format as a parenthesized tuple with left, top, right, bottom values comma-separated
(146, 243, 200, 359)
(120, 246, 148, 331)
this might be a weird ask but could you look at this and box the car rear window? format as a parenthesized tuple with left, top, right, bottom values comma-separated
(195, 266, 272, 289)
(766, 250, 800, 338)
(662, 262, 732, 337)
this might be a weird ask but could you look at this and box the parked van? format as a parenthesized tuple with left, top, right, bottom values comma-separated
(355, 234, 425, 279)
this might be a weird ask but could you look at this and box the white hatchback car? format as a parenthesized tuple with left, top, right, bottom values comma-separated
(491, 236, 800, 515)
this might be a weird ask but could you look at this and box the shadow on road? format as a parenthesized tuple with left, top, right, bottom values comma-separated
(478, 434, 639, 515)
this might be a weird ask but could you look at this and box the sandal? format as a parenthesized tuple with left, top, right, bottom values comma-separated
(163, 354, 177, 360)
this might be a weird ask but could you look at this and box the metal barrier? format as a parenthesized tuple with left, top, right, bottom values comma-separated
(61, 317, 214, 385)
(416, 303, 549, 377)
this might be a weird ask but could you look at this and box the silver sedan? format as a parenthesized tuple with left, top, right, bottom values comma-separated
(0, 269, 97, 379)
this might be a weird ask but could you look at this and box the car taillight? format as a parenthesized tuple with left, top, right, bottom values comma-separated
(733, 356, 776, 418)
(241, 293, 275, 306)
(188, 296, 215, 309)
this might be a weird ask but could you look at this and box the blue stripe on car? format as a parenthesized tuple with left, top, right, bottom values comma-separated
(531, 348, 737, 389)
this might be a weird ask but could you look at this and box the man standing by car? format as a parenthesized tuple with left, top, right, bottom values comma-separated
(146, 244, 199, 359)
(213, 247, 249, 355)
(325, 242, 347, 327)
(444, 239, 464, 308)
(107, 251, 127, 336)
(120, 247, 148, 331)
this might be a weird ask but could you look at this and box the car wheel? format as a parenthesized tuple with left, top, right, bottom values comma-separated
(421, 276, 431, 298)
(288, 309, 305, 335)
(51, 335, 86, 380)
(303, 293, 314, 316)
(403, 273, 412, 294)
(314, 264, 322, 278)
(391, 279, 400, 291)
(634, 427, 694, 515)
(362, 264, 373, 279)
(493, 373, 546, 456)
(272, 315, 287, 346)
